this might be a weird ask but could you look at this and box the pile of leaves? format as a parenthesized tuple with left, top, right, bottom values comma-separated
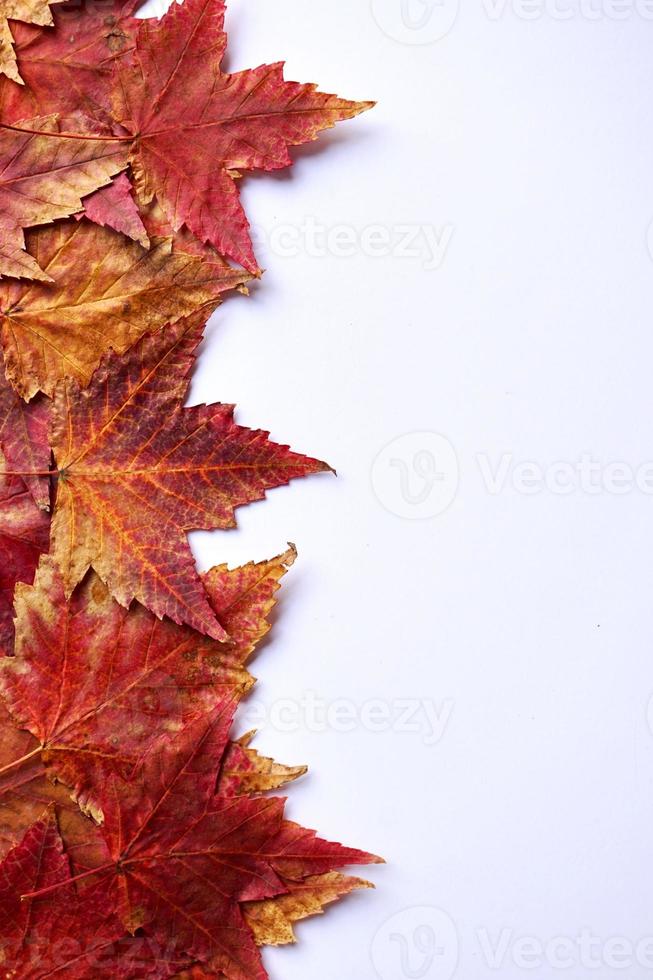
(0, 0, 378, 975)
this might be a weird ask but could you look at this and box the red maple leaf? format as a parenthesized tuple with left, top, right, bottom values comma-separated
(0, 0, 144, 125)
(0, 354, 50, 509)
(23, 701, 380, 979)
(0, 548, 296, 819)
(46, 314, 328, 637)
(0, 458, 49, 650)
(0, 811, 188, 976)
(79, 172, 149, 246)
(111, 0, 373, 271)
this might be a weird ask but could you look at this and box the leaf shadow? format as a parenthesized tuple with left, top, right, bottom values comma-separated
(245, 126, 377, 186)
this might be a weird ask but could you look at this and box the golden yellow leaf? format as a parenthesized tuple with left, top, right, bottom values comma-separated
(244, 874, 374, 947)
(0, 219, 248, 398)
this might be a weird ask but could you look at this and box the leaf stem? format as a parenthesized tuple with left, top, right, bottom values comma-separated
(1, 470, 58, 477)
(0, 122, 133, 143)
(0, 745, 42, 777)
(21, 862, 115, 901)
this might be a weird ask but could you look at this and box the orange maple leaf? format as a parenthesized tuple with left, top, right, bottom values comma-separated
(0, 219, 248, 398)
(45, 315, 328, 637)
(0, 113, 129, 281)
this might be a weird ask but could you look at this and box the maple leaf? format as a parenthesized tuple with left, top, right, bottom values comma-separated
(0, 226, 52, 281)
(0, 547, 295, 843)
(111, 0, 373, 272)
(0, 0, 142, 124)
(218, 732, 306, 797)
(0, 700, 93, 862)
(243, 873, 373, 947)
(46, 315, 328, 637)
(201, 545, 297, 662)
(136, 194, 235, 263)
(178, 734, 367, 956)
(80, 172, 149, 247)
(0, 353, 50, 508)
(0, 219, 248, 398)
(0, 113, 129, 282)
(0, 811, 187, 976)
(42, 701, 380, 979)
(0, 0, 64, 85)
(0, 451, 49, 650)
(0, 701, 60, 858)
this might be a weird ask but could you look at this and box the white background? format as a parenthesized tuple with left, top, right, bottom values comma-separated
(142, 1, 653, 977)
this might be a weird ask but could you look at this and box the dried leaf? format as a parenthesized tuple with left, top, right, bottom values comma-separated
(244, 873, 373, 947)
(47, 316, 327, 636)
(0, 451, 49, 649)
(0, 113, 129, 280)
(0, 219, 248, 398)
(0, 354, 50, 508)
(218, 732, 307, 797)
(202, 545, 297, 661)
(0, 703, 59, 859)
(0, 0, 64, 84)
(0, 0, 142, 123)
(1, 548, 295, 813)
(0, 701, 91, 862)
(80, 172, 149, 247)
(112, 0, 373, 271)
(72, 702, 380, 978)
(0, 812, 185, 976)
(0, 227, 52, 281)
